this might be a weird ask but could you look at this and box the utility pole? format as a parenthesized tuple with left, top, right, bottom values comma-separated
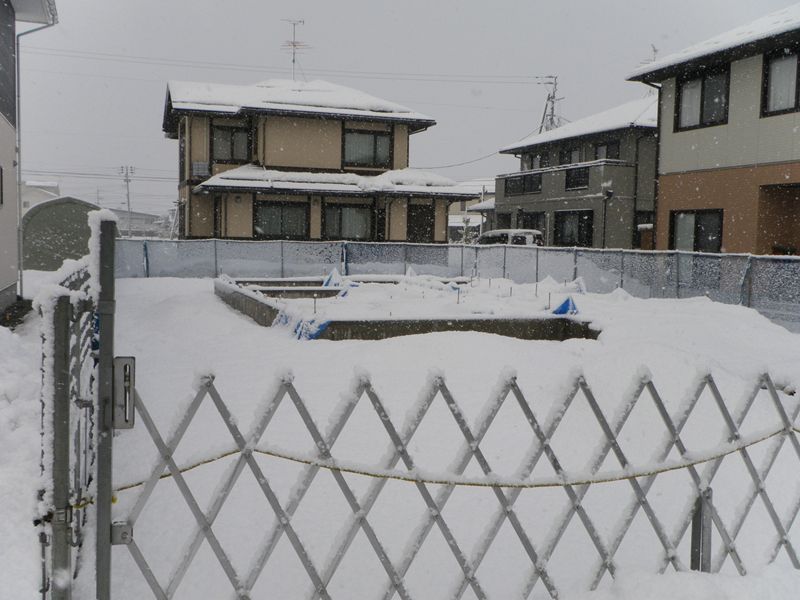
(281, 19, 307, 81)
(119, 166, 134, 237)
(537, 75, 565, 133)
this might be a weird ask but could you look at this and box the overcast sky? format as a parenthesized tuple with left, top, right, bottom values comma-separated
(17, 0, 798, 215)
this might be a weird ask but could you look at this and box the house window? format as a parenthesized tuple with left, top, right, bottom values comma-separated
(670, 210, 723, 253)
(676, 68, 729, 130)
(559, 147, 581, 165)
(324, 203, 373, 240)
(595, 141, 620, 160)
(344, 130, 391, 168)
(178, 120, 186, 181)
(212, 124, 250, 162)
(554, 210, 593, 247)
(253, 201, 308, 239)
(523, 152, 550, 170)
(496, 213, 512, 229)
(565, 167, 590, 190)
(763, 49, 800, 115)
(504, 173, 542, 195)
(518, 211, 545, 232)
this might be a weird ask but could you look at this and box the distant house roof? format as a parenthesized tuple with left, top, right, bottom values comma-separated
(500, 97, 657, 154)
(629, 4, 800, 82)
(453, 178, 496, 197)
(109, 208, 160, 221)
(163, 79, 436, 136)
(11, 0, 58, 24)
(193, 165, 475, 200)
(467, 198, 495, 212)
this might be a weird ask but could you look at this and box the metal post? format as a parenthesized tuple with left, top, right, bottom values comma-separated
(213, 239, 219, 278)
(51, 295, 73, 600)
(535, 247, 539, 284)
(280, 240, 285, 279)
(572, 247, 578, 281)
(342, 242, 348, 276)
(96, 220, 116, 600)
(502, 246, 507, 280)
(675, 252, 681, 299)
(403, 244, 408, 275)
(143, 240, 150, 278)
(460, 245, 464, 278)
(690, 488, 713, 572)
(619, 250, 624, 290)
(740, 256, 753, 307)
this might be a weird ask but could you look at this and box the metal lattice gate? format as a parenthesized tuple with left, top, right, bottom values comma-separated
(107, 371, 800, 600)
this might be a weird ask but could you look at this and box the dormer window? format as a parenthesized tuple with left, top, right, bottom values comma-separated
(212, 121, 250, 163)
(676, 67, 729, 130)
(344, 129, 391, 168)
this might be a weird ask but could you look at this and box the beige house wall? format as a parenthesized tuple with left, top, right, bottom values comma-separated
(224, 193, 253, 238)
(388, 199, 407, 241)
(189, 116, 210, 164)
(659, 54, 800, 175)
(310, 196, 322, 239)
(188, 194, 213, 237)
(0, 116, 17, 301)
(263, 116, 342, 169)
(393, 124, 409, 169)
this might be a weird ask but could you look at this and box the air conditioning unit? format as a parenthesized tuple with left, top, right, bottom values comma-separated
(191, 162, 210, 177)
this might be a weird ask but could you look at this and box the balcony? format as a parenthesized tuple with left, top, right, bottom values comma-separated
(497, 159, 635, 201)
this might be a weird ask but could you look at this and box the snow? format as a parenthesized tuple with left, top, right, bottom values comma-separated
(501, 97, 657, 154)
(196, 164, 473, 198)
(167, 79, 435, 124)
(106, 277, 800, 598)
(468, 197, 496, 212)
(629, 3, 800, 80)
(5, 271, 800, 599)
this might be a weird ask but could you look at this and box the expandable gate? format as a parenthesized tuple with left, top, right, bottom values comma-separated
(40, 217, 800, 599)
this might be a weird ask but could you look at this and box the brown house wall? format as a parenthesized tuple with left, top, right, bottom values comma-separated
(657, 162, 800, 254)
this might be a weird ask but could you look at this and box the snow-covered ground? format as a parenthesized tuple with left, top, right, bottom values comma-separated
(4, 274, 800, 599)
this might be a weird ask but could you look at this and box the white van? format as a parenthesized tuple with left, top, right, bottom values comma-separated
(476, 229, 544, 246)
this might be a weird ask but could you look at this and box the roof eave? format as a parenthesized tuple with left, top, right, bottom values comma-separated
(193, 183, 474, 200)
(499, 124, 656, 155)
(12, 0, 57, 24)
(628, 28, 800, 83)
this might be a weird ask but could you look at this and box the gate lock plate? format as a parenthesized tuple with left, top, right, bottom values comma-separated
(113, 357, 136, 430)
(111, 522, 133, 545)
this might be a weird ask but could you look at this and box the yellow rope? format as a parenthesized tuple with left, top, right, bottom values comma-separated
(102, 426, 797, 501)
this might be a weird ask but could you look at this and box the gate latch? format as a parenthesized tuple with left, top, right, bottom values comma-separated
(111, 522, 133, 545)
(113, 357, 136, 430)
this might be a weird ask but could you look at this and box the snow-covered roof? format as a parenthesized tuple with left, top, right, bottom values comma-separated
(164, 79, 435, 134)
(11, 0, 57, 24)
(629, 4, 800, 81)
(467, 197, 495, 212)
(453, 178, 495, 196)
(500, 97, 657, 154)
(194, 165, 476, 199)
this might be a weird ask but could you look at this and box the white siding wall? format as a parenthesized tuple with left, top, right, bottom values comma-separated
(0, 115, 17, 303)
(659, 54, 800, 174)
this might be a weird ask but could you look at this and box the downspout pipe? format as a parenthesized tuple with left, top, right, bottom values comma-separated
(16, 20, 57, 299)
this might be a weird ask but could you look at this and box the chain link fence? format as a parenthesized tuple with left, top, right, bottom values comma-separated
(115, 239, 800, 331)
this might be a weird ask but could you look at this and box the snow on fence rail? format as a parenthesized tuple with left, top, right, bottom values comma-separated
(110, 369, 800, 600)
(115, 239, 800, 332)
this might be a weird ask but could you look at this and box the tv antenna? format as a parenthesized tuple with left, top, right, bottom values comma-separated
(282, 19, 309, 81)
(536, 75, 567, 133)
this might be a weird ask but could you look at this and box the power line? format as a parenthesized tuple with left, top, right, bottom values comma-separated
(21, 45, 547, 85)
(416, 150, 500, 170)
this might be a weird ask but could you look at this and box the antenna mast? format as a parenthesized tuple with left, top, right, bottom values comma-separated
(282, 19, 306, 81)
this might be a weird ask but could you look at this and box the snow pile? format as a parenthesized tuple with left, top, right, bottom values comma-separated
(196, 164, 467, 196)
(501, 96, 657, 153)
(630, 3, 800, 79)
(0, 318, 47, 598)
(168, 79, 434, 123)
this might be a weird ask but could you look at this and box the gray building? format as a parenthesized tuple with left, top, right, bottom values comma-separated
(0, 0, 58, 312)
(495, 97, 658, 249)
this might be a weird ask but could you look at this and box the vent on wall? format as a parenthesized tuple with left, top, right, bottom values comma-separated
(191, 162, 210, 177)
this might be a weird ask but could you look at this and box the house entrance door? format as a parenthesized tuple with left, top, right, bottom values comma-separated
(407, 202, 435, 243)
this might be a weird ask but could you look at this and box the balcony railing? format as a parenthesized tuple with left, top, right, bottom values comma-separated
(499, 159, 632, 196)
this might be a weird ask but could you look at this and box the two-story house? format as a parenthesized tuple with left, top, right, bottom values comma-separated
(629, 4, 800, 255)
(0, 0, 57, 314)
(494, 97, 658, 249)
(162, 79, 474, 243)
